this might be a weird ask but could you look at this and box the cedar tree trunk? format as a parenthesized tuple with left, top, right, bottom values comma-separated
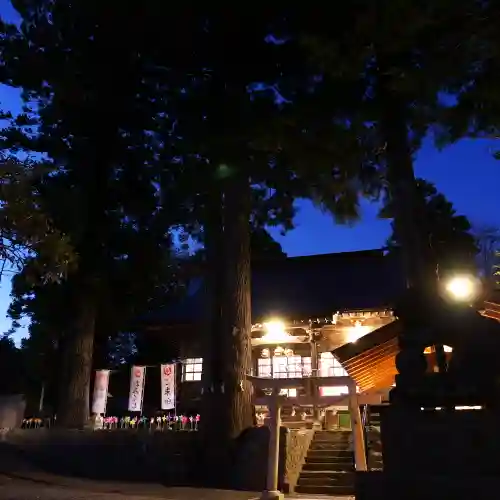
(56, 295, 96, 428)
(220, 172, 254, 438)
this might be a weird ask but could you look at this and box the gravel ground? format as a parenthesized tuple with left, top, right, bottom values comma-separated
(0, 477, 355, 500)
(0, 476, 260, 500)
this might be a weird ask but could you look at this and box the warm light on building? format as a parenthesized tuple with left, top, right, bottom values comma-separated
(347, 321, 373, 343)
(320, 386, 349, 397)
(260, 319, 292, 344)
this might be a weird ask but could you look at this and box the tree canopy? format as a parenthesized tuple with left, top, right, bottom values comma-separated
(381, 178, 478, 275)
(0, 0, 499, 448)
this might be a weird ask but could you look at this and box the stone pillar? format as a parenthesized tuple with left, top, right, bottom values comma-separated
(261, 394, 284, 500)
(348, 382, 367, 471)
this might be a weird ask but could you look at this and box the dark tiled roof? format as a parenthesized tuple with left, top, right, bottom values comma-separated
(143, 249, 405, 326)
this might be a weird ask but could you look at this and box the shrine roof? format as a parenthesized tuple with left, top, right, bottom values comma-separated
(332, 319, 401, 392)
(142, 248, 405, 327)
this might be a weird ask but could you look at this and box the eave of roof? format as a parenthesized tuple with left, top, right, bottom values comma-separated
(333, 319, 401, 392)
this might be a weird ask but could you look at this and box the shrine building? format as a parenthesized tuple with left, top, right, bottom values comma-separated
(140, 249, 406, 424)
(139, 247, 499, 430)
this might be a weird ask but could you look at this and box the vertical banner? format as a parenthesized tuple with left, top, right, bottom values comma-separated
(91, 369, 110, 415)
(128, 366, 146, 412)
(161, 363, 176, 410)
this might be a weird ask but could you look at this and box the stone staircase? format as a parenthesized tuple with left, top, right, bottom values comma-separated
(366, 405, 384, 471)
(295, 430, 354, 496)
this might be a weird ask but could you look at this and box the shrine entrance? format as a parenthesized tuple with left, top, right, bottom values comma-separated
(247, 373, 367, 500)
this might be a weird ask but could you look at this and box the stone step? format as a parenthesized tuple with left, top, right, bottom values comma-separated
(299, 470, 355, 479)
(302, 461, 354, 471)
(295, 485, 354, 495)
(314, 431, 350, 437)
(310, 442, 350, 450)
(298, 472, 354, 485)
(308, 449, 352, 458)
(313, 436, 350, 443)
(298, 476, 353, 487)
(312, 435, 351, 443)
(306, 454, 353, 463)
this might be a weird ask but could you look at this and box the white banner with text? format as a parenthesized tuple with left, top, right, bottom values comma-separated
(128, 366, 146, 412)
(91, 369, 110, 415)
(160, 363, 176, 410)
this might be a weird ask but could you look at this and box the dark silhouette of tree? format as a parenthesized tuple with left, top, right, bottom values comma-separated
(474, 225, 500, 290)
(381, 178, 478, 275)
(0, 3, 179, 428)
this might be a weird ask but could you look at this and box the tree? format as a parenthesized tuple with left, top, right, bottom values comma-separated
(297, 1, 491, 292)
(474, 225, 500, 289)
(381, 179, 478, 276)
(136, 12, 388, 469)
(0, 2, 181, 427)
(251, 228, 287, 260)
(0, 154, 74, 283)
(0, 335, 23, 395)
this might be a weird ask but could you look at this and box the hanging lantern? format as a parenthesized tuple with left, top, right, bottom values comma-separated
(284, 348, 294, 357)
(261, 348, 270, 358)
(274, 346, 284, 356)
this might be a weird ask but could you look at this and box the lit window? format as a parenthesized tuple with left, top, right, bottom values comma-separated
(182, 358, 203, 381)
(424, 345, 453, 354)
(319, 352, 347, 377)
(258, 355, 312, 378)
(258, 358, 272, 378)
(280, 388, 297, 397)
(273, 356, 289, 378)
(287, 356, 303, 378)
(302, 356, 312, 377)
(320, 386, 349, 397)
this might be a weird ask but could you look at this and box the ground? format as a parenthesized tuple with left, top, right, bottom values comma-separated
(0, 476, 250, 500)
(0, 444, 354, 499)
(0, 475, 354, 500)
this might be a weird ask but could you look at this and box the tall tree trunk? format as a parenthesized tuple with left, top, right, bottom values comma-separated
(199, 179, 228, 487)
(377, 58, 447, 375)
(377, 66, 434, 292)
(220, 172, 254, 438)
(201, 182, 225, 424)
(199, 167, 253, 487)
(56, 295, 96, 428)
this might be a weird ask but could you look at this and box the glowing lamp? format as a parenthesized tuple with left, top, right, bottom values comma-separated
(445, 275, 478, 302)
(261, 319, 291, 343)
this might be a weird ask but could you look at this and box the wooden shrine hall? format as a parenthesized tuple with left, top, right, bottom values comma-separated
(140, 248, 499, 420)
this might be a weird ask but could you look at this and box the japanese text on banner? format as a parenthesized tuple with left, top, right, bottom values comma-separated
(161, 363, 176, 410)
(128, 366, 146, 412)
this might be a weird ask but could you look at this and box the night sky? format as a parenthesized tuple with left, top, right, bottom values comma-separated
(0, 3, 498, 341)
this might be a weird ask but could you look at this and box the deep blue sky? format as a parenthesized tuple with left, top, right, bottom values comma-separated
(0, 2, 499, 341)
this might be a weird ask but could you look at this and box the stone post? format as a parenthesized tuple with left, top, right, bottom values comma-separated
(261, 393, 284, 500)
(348, 381, 367, 471)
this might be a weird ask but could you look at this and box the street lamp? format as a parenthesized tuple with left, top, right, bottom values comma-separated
(444, 275, 479, 302)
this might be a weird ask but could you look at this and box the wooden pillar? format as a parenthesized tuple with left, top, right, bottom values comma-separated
(310, 340, 320, 424)
(261, 393, 284, 500)
(348, 381, 367, 471)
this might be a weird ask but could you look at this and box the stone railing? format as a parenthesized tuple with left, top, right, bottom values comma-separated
(283, 428, 314, 493)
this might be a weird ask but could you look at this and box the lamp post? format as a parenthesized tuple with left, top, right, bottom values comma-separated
(444, 275, 479, 303)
